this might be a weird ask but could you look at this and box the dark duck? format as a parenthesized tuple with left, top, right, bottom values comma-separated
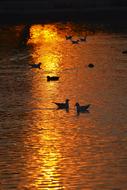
(71, 39, 79, 44)
(65, 35, 72, 40)
(53, 99, 70, 110)
(47, 76, 59, 81)
(75, 103, 90, 115)
(29, 62, 41, 69)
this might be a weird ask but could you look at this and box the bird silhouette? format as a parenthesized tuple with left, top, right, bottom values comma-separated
(47, 76, 59, 81)
(29, 62, 41, 69)
(53, 99, 69, 111)
(88, 63, 94, 68)
(79, 36, 87, 42)
(65, 35, 72, 40)
(75, 103, 90, 115)
(71, 39, 79, 44)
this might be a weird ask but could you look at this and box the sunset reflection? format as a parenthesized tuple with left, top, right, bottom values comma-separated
(22, 120, 64, 190)
(27, 25, 64, 103)
(37, 134, 62, 189)
(36, 126, 63, 189)
(28, 24, 62, 74)
(24, 24, 65, 189)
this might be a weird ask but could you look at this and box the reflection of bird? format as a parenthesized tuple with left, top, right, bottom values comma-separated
(71, 39, 79, 44)
(75, 103, 90, 115)
(80, 36, 87, 42)
(29, 62, 41, 69)
(65, 35, 72, 40)
(53, 99, 69, 110)
(47, 76, 59, 81)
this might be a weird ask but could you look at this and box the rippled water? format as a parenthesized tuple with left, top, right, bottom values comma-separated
(0, 23, 127, 190)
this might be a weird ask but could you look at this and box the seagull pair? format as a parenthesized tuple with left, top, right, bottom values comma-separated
(53, 99, 90, 114)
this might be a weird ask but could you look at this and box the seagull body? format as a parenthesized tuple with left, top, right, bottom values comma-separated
(30, 62, 41, 69)
(80, 36, 87, 42)
(47, 76, 59, 81)
(65, 35, 72, 40)
(88, 63, 94, 68)
(53, 99, 69, 110)
(71, 39, 79, 44)
(75, 103, 90, 114)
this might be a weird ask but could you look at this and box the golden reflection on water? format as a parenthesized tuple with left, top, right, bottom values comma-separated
(25, 24, 66, 189)
(22, 123, 64, 190)
(38, 138, 62, 189)
(33, 125, 63, 189)
(28, 25, 61, 102)
(28, 24, 62, 74)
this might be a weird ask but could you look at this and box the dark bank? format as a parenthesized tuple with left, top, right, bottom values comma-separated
(0, 0, 127, 25)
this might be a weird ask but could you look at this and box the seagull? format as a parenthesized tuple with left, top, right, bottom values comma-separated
(71, 39, 79, 44)
(79, 36, 87, 42)
(53, 99, 69, 110)
(29, 62, 41, 69)
(47, 76, 59, 81)
(65, 35, 72, 40)
(75, 103, 90, 115)
(88, 63, 94, 68)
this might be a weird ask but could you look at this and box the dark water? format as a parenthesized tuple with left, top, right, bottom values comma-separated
(0, 23, 127, 190)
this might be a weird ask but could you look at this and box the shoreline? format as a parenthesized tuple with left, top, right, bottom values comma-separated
(0, 7, 127, 26)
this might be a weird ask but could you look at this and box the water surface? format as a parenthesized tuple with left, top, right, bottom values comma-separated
(0, 23, 127, 190)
